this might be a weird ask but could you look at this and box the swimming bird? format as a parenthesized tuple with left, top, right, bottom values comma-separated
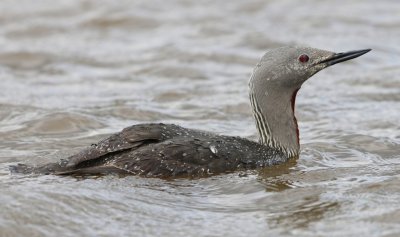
(12, 46, 370, 178)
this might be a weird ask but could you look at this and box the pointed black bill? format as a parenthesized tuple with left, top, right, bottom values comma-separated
(319, 49, 371, 66)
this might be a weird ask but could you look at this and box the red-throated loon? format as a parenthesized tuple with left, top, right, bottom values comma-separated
(11, 46, 371, 178)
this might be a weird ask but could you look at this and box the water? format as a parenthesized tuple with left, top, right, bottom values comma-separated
(1, 0, 400, 236)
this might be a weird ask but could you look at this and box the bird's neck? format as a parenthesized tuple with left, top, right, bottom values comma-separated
(249, 83, 300, 158)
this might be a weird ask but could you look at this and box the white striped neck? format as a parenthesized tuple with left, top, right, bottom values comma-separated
(249, 75, 300, 158)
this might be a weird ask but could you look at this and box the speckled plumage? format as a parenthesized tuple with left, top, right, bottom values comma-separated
(16, 123, 287, 178)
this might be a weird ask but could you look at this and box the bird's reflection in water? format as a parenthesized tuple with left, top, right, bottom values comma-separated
(257, 158, 298, 192)
(256, 159, 341, 230)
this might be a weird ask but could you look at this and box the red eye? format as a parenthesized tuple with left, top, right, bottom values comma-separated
(298, 54, 309, 63)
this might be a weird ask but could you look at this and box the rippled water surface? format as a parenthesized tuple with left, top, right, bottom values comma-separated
(1, 0, 400, 236)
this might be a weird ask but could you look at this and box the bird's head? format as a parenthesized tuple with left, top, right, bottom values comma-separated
(252, 46, 371, 90)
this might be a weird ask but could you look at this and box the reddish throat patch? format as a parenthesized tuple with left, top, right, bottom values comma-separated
(291, 89, 300, 145)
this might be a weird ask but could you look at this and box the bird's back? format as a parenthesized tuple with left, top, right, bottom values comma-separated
(11, 123, 288, 178)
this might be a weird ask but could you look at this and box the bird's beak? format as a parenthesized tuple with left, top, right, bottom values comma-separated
(318, 49, 371, 67)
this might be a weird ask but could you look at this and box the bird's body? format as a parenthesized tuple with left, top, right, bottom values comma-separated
(26, 123, 287, 178)
(11, 46, 370, 178)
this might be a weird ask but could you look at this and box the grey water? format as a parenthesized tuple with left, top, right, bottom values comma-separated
(1, 0, 400, 236)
